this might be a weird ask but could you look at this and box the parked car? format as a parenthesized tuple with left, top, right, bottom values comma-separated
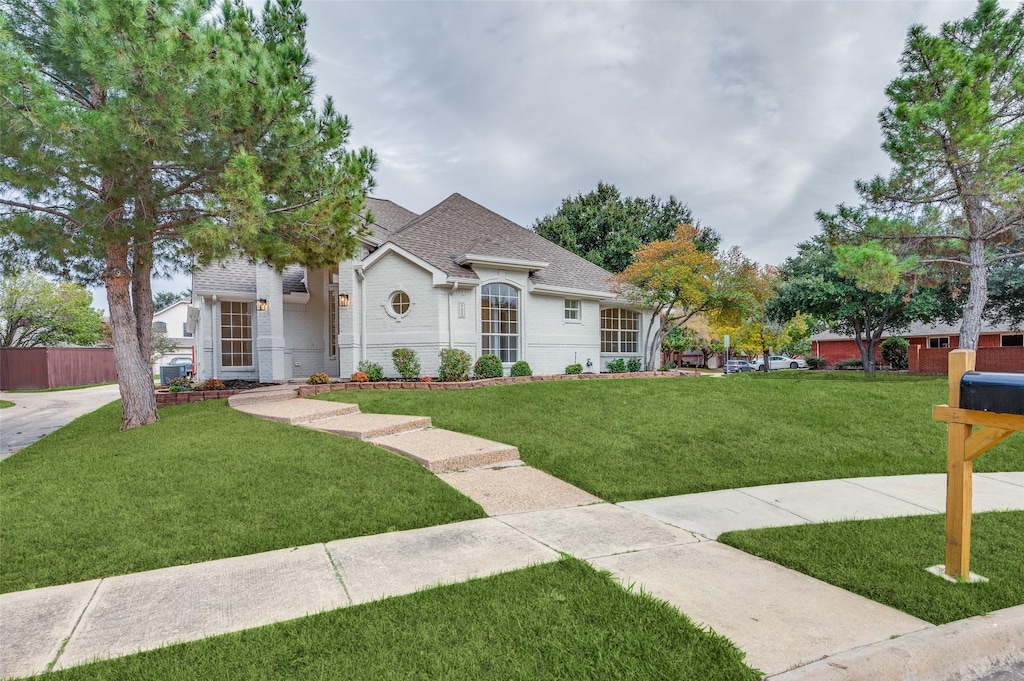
(750, 355, 808, 371)
(723, 360, 755, 374)
(167, 356, 193, 374)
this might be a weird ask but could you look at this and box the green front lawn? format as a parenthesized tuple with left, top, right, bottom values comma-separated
(319, 373, 1024, 502)
(719, 511, 1024, 625)
(44, 558, 761, 681)
(0, 400, 485, 593)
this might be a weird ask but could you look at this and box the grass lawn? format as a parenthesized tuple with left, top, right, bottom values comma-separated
(319, 373, 1024, 502)
(719, 511, 1024, 625)
(43, 558, 760, 681)
(0, 400, 484, 594)
(0, 399, 14, 408)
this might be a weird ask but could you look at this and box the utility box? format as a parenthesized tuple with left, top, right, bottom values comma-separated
(159, 365, 188, 386)
(959, 371, 1024, 416)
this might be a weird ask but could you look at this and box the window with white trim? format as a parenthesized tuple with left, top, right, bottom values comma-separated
(220, 301, 253, 367)
(601, 308, 639, 353)
(564, 299, 580, 321)
(928, 337, 950, 349)
(1001, 334, 1023, 347)
(481, 283, 518, 363)
(390, 291, 411, 316)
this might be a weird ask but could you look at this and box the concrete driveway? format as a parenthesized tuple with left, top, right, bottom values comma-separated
(0, 384, 122, 461)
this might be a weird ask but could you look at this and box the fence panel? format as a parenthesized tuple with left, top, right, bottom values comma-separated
(0, 347, 117, 390)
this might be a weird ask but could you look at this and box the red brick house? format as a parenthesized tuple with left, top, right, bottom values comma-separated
(810, 321, 1024, 374)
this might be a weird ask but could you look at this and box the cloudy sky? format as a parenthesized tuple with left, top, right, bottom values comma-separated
(145, 0, 1000, 302)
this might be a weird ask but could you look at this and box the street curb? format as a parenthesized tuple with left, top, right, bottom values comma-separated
(767, 604, 1024, 680)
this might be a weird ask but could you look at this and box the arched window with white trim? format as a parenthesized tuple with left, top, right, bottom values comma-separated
(481, 283, 519, 363)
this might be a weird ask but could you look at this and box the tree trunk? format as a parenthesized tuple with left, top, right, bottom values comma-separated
(104, 243, 158, 430)
(958, 236, 988, 351)
(131, 240, 155, 367)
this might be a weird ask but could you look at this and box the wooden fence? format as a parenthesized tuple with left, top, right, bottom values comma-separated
(0, 347, 117, 390)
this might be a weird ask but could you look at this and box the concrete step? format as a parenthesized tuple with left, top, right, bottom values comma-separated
(227, 386, 300, 407)
(233, 399, 360, 425)
(371, 429, 520, 473)
(306, 413, 431, 440)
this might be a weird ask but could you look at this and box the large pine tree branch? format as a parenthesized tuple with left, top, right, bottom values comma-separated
(0, 198, 81, 227)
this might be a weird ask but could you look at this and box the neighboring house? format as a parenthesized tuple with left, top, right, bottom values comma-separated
(151, 299, 195, 375)
(191, 193, 652, 382)
(810, 321, 1024, 373)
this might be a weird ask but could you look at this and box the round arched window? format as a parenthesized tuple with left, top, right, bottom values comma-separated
(390, 291, 410, 316)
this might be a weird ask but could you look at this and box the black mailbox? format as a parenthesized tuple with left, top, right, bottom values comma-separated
(959, 372, 1024, 416)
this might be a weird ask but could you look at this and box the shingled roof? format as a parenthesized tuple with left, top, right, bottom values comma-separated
(388, 193, 617, 294)
(365, 197, 418, 240)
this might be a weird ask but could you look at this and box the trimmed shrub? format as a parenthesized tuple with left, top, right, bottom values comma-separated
(510, 360, 532, 377)
(199, 378, 225, 391)
(307, 372, 331, 385)
(167, 377, 192, 393)
(834, 358, 863, 370)
(660, 361, 677, 371)
(565, 363, 583, 375)
(392, 348, 420, 380)
(880, 337, 910, 370)
(805, 356, 827, 370)
(474, 354, 503, 379)
(350, 372, 369, 383)
(605, 358, 627, 373)
(438, 348, 472, 382)
(357, 360, 384, 382)
(626, 357, 642, 373)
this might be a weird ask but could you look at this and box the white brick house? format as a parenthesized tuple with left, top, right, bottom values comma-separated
(192, 194, 652, 381)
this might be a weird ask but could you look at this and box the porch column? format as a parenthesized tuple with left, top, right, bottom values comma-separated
(255, 267, 287, 382)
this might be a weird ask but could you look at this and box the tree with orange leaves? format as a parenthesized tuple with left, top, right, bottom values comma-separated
(615, 225, 759, 370)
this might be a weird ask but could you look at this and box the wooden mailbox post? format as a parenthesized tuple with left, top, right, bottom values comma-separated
(932, 349, 1024, 579)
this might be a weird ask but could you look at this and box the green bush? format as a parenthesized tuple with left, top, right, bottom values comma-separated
(167, 377, 192, 392)
(307, 372, 331, 385)
(510, 360, 532, 377)
(391, 348, 421, 380)
(357, 360, 384, 382)
(474, 354, 503, 379)
(805, 356, 827, 370)
(834, 358, 863, 370)
(626, 357, 642, 373)
(660, 361, 676, 370)
(438, 348, 472, 382)
(605, 358, 627, 373)
(565, 363, 583, 375)
(880, 337, 910, 370)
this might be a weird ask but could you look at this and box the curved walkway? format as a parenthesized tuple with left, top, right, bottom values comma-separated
(2, 389, 1022, 680)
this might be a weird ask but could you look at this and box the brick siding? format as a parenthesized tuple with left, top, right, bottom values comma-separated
(909, 346, 1024, 374)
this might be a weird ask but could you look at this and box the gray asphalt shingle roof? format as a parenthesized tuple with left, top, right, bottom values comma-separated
(388, 193, 616, 293)
(365, 197, 418, 240)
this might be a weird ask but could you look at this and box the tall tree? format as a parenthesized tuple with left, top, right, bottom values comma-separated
(615, 226, 756, 370)
(533, 182, 718, 272)
(0, 0, 376, 429)
(820, 0, 1024, 350)
(0, 270, 103, 347)
(770, 238, 959, 372)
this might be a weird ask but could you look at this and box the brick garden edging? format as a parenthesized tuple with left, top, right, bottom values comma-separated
(295, 370, 693, 397)
(155, 389, 248, 405)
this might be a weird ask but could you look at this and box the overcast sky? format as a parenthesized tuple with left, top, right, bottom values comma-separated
(142, 0, 1003, 304)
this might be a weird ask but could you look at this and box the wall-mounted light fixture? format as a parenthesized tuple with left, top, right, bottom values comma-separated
(338, 293, 350, 307)
(256, 298, 269, 312)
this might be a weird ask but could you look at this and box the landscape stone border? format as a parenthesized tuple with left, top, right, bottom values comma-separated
(155, 389, 247, 405)
(296, 370, 694, 397)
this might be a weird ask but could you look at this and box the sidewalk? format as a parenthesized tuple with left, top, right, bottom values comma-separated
(2, 389, 1023, 679)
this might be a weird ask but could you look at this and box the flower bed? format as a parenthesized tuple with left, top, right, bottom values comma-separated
(295, 370, 691, 397)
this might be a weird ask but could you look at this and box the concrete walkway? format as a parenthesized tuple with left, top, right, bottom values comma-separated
(0, 384, 121, 461)
(2, 389, 1023, 679)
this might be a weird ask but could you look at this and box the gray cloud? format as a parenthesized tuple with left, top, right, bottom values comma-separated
(305, 0, 991, 268)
